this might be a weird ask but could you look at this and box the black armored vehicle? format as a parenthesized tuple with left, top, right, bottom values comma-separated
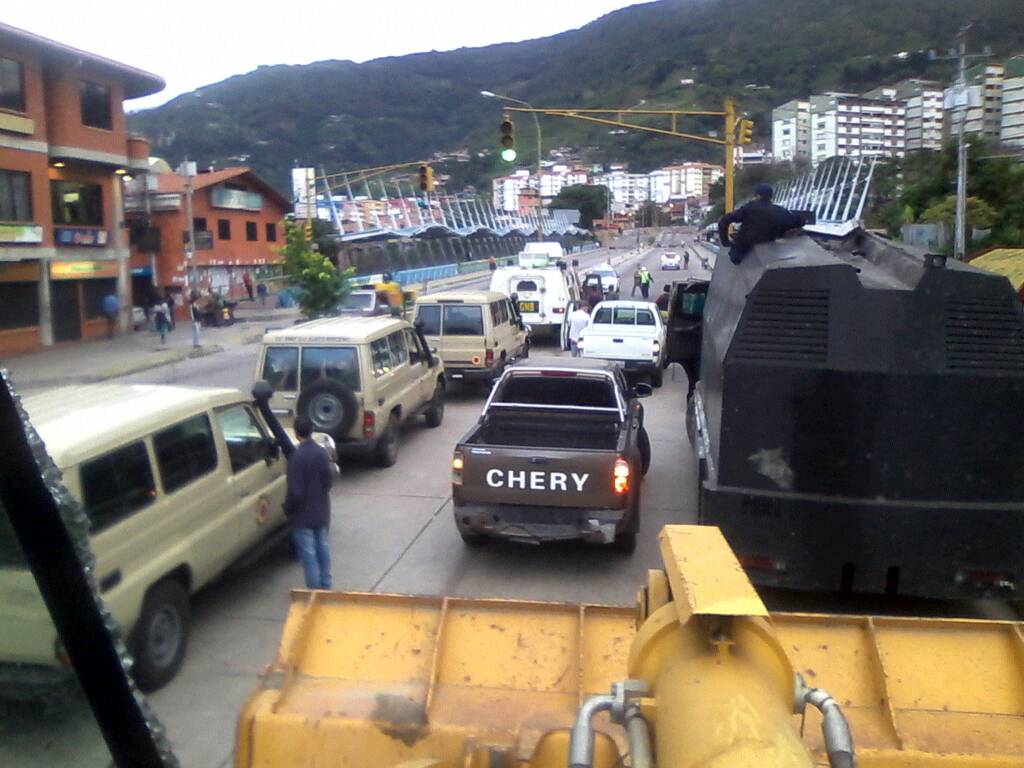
(687, 231, 1024, 599)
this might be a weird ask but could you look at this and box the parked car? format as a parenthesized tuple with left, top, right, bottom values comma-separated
(0, 383, 325, 693)
(413, 290, 529, 386)
(452, 357, 652, 551)
(256, 315, 445, 466)
(579, 300, 667, 387)
(660, 252, 682, 270)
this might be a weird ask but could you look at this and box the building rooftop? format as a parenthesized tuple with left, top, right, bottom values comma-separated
(153, 167, 290, 209)
(0, 21, 164, 99)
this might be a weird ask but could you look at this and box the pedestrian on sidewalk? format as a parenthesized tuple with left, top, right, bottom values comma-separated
(242, 271, 254, 301)
(631, 268, 641, 297)
(102, 292, 119, 339)
(285, 416, 334, 590)
(488, 255, 496, 271)
(189, 291, 202, 349)
(165, 289, 177, 330)
(257, 282, 268, 307)
(153, 299, 170, 345)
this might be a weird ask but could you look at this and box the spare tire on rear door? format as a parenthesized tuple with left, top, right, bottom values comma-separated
(296, 379, 359, 439)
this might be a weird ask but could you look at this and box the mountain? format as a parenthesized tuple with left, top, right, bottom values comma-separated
(129, 0, 1024, 195)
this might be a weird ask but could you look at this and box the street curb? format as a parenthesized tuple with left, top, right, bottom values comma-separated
(12, 344, 225, 389)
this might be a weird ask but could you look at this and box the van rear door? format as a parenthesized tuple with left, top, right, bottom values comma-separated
(511, 275, 547, 325)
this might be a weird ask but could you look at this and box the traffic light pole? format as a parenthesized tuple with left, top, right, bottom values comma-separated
(504, 99, 748, 214)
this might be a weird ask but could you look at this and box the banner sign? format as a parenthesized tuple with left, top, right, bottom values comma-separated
(50, 260, 119, 280)
(210, 186, 262, 211)
(55, 227, 109, 247)
(0, 224, 44, 244)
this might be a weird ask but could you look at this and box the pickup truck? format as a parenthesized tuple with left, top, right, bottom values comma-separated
(451, 357, 652, 551)
(578, 300, 667, 387)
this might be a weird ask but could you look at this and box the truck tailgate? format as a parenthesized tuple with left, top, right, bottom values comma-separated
(584, 327, 657, 362)
(460, 445, 622, 509)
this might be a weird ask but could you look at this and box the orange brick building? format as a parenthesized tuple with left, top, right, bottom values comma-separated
(0, 22, 163, 354)
(125, 167, 289, 310)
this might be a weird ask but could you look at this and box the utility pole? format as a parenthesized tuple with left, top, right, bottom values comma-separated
(933, 24, 987, 260)
(954, 27, 970, 261)
(724, 98, 736, 214)
(178, 158, 200, 348)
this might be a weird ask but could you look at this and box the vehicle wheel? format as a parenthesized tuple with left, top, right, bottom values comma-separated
(460, 530, 486, 546)
(650, 367, 664, 388)
(296, 379, 359, 439)
(374, 415, 400, 467)
(638, 427, 652, 477)
(612, 530, 637, 553)
(425, 383, 445, 427)
(132, 579, 190, 692)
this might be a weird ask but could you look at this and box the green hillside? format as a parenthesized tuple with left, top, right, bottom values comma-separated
(129, 0, 1024, 194)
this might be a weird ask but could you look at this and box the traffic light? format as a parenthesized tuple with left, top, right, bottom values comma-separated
(738, 119, 754, 145)
(500, 114, 516, 162)
(418, 164, 434, 193)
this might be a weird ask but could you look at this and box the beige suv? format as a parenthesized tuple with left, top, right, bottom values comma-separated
(257, 315, 445, 466)
(0, 383, 298, 693)
(413, 290, 529, 386)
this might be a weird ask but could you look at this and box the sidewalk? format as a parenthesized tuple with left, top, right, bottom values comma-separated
(3, 302, 301, 391)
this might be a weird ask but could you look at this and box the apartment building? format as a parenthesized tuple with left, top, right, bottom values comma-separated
(771, 99, 811, 161)
(492, 169, 530, 213)
(809, 93, 906, 164)
(594, 168, 651, 210)
(866, 79, 944, 151)
(0, 22, 164, 354)
(999, 58, 1024, 148)
(945, 63, 1005, 141)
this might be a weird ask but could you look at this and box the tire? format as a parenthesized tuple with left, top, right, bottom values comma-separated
(296, 379, 359, 439)
(374, 415, 400, 467)
(460, 530, 486, 546)
(650, 367, 664, 388)
(612, 530, 637, 553)
(132, 579, 190, 692)
(638, 427, 652, 477)
(424, 382, 445, 428)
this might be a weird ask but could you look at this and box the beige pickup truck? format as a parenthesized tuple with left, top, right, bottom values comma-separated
(451, 357, 652, 551)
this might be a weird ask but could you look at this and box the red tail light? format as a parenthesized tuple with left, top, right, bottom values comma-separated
(485, 348, 494, 367)
(362, 411, 375, 439)
(613, 457, 630, 494)
(737, 553, 787, 573)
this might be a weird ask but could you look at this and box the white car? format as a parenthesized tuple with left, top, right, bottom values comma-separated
(589, 263, 620, 294)
(578, 300, 667, 387)
(660, 252, 682, 270)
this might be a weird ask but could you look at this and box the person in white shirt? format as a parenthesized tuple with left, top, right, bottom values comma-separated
(567, 303, 591, 357)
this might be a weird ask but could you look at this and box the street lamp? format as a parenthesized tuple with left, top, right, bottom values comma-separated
(482, 89, 544, 240)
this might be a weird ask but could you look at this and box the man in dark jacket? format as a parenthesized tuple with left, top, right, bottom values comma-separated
(285, 416, 335, 589)
(717, 183, 804, 265)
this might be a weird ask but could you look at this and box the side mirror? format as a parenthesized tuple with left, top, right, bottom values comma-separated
(252, 380, 274, 403)
(414, 319, 425, 331)
(572, 259, 580, 267)
(630, 382, 654, 399)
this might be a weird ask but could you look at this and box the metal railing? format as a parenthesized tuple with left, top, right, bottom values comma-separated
(773, 156, 877, 237)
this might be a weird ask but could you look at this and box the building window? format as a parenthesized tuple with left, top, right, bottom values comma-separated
(0, 170, 32, 222)
(50, 180, 103, 226)
(0, 57, 26, 112)
(193, 217, 208, 232)
(217, 218, 231, 240)
(265, 222, 277, 242)
(245, 221, 258, 241)
(79, 81, 112, 130)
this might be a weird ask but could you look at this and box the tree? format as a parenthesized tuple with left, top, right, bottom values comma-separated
(920, 196, 998, 231)
(548, 184, 609, 230)
(279, 221, 353, 318)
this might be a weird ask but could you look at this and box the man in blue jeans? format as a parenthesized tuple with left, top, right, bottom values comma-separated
(285, 416, 334, 589)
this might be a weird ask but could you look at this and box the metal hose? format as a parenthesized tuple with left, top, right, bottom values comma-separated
(568, 694, 616, 768)
(803, 687, 856, 768)
(622, 703, 653, 768)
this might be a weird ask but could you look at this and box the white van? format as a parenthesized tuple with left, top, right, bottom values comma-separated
(489, 263, 582, 347)
(0, 384, 305, 692)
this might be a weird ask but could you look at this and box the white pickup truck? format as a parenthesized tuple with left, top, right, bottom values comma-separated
(578, 300, 666, 387)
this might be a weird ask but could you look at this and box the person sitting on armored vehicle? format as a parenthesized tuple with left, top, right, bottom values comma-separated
(717, 183, 804, 264)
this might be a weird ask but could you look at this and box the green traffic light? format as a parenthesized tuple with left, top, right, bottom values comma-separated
(501, 148, 517, 162)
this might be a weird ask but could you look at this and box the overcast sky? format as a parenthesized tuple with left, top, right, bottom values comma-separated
(5, 1, 647, 109)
